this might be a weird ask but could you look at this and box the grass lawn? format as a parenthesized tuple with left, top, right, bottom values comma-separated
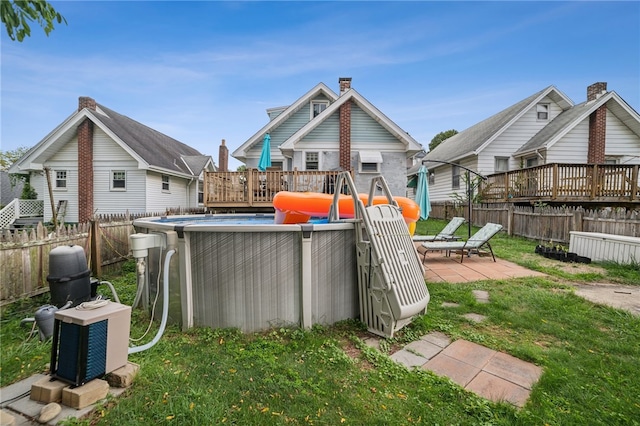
(1, 219, 639, 425)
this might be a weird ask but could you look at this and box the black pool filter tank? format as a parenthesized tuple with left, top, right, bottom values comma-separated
(47, 245, 91, 308)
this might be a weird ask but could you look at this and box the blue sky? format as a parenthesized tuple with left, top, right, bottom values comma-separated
(2, 1, 639, 170)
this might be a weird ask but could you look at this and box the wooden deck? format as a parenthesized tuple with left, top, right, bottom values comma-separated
(203, 169, 347, 209)
(481, 163, 640, 204)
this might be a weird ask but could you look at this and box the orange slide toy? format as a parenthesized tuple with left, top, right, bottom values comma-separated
(273, 191, 420, 235)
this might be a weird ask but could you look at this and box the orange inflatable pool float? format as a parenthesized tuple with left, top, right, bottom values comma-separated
(273, 191, 419, 234)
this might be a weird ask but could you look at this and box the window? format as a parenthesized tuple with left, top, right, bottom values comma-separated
(270, 161, 283, 170)
(311, 101, 329, 118)
(305, 152, 319, 170)
(495, 157, 509, 172)
(111, 170, 126, 190)
(162, 175, 170, 192)
(525, 157, 538, 168)
(428, 172, 435, 185)
(536, 104, 549, 120)
(358, 151, 382, 173)
(451, 164, 460, 190)
(198, 180, 204, 204)
(55, 170, 67, 189)
(604, 157, 619, 164)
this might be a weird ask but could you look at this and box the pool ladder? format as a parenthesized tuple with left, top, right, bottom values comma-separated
(329, 172, 430, 338)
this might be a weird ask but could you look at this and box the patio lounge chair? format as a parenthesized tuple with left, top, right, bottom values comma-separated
(412, 217, 466, 242)
(420, 222, 503, 263)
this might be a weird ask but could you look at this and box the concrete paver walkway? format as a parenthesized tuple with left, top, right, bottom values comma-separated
(418, 249, 546, 282)
(385, 248, 546, 407)
(390, 332, 542, 407)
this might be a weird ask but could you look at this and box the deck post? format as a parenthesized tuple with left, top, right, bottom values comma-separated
(632, 165, 639, 201)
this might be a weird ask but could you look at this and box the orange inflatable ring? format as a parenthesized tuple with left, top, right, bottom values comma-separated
(273, 191, 419, 234)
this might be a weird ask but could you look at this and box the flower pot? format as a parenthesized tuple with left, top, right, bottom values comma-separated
(567, 252, 578, 262)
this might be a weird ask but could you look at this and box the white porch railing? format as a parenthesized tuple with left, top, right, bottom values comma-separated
(0, 199, 44, 229)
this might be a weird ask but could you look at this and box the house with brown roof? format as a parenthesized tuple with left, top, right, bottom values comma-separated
(423, 82, 640, 202)
(7, 97, 215, 224)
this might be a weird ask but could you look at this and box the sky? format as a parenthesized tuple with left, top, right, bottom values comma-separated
(2, 1, 639, 170)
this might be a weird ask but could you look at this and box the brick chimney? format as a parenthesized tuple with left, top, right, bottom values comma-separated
(78, 97, 96, 222)
(586, 83, 607, 164)
(218, 139, 228, 172)
(339, 77, 352, 94)
(587, 82, 607, 102)
(339, 78, 352, 170)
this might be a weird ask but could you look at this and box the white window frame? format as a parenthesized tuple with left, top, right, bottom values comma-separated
(310, 101, 329, 119)
(525, 157, 538, 168)
(495, 157, 509, 173)
(358, 151, 382, 174)
(305, 152, 319, 170)
(54, 170, 67, 190)
(161, 174, 170, 192)
(428, 172, 435, 185)
(111, 170, 126, 191)
(536, 103, 549, 121)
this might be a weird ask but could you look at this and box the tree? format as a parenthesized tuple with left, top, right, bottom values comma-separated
(1, 0, 66, 42)
(1, 147, 37, 199)
(429, 129, 458, 152)
(0, 146, 29, 171)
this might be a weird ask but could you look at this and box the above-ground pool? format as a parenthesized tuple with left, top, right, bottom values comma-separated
(132, 214, 359, 333)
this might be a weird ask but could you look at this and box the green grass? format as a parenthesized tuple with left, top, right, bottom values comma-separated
(2, 223, 640, 425)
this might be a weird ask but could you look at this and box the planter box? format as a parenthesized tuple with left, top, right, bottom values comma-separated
(569, 232, 640, 265)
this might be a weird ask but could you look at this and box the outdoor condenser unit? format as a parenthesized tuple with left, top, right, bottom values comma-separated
(50, 302, 131, 386)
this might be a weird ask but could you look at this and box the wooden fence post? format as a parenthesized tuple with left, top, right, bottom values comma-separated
(507, 204, 514, 236)
(572, 209, 583, 233)
(90, 219, 102, 277)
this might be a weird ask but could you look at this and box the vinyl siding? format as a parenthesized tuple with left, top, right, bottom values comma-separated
(603, 110, 640, 163)
(92, 129, 147, 215)
(351, 106, 398, 144)
(145, 172, 189, 212)
(546, 121, 589, 163)
(45, 138, 79, 223)
(478, 97, 564, 174)
(428, 158, 478, 202)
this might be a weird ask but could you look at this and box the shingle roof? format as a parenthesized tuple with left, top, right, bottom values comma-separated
(96, 103, 206, 175)
(424, 87, 552, 163)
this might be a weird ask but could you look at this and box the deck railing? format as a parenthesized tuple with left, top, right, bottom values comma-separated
(481, 163, 640, 203)
(203, 169, 348, 208)
(0, 199, 44, 229)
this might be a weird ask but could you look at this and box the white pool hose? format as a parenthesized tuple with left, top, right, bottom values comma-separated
(128, 249, 175, 354)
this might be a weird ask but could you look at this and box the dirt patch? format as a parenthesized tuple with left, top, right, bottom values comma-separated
(572, 283, 640, 316)
(521, 253, 606, 275)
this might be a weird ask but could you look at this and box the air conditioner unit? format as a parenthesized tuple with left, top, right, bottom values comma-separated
(51, 302, 131, 386)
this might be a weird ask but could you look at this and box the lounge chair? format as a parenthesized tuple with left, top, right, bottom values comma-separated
(412, 217, 466, 242)
(420, 223, 503, 263)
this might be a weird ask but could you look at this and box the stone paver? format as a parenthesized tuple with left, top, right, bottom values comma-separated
(404, 339, 443, 360)
(441, 302, 460, 308)
(483, 352, 543, 389)
(463, 313, 487, 323)
(423, 354, 481, 387)
(465, 371, 532, 408)
(389, 349, 428, 368)
(421, 331, 450, 348)
(472, 290, 490, 303)
(441, 340, 496, 369)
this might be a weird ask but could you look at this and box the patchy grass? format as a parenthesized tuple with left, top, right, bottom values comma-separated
(2, 226, 640, 425)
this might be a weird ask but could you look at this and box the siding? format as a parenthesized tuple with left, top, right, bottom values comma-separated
(45, 138, 80, 223)
(351, 106, 398, 145)
(604, 110, 640, 163)
(479, 97, 564, 174)
(145, 172, 189, 212)
(92, 129, 146, 215)
(547, 120, 589, 163)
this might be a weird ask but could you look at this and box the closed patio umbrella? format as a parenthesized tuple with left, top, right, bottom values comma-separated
(258, 133, 272, 171)
(415, 165, 431, 220)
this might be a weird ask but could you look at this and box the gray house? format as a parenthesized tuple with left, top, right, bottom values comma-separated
(232, 78, 423, 196)
(424, 82, 640, 202)
(8, 97, 216, 223)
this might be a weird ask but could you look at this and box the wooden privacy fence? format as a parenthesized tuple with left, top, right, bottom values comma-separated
(430, 202, 640, 243)
(0, 220, 135, 307)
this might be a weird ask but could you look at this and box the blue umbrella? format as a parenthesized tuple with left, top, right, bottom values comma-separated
(415, 165, 431, 220)
(258, 133, 272, 171)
